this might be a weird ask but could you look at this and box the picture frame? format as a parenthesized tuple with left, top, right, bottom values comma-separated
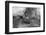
(5, 1, 45, 34)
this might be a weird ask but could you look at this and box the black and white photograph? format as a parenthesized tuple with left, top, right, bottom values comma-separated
(13, 7, 40, 28)
(5, 1, 45, 34)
